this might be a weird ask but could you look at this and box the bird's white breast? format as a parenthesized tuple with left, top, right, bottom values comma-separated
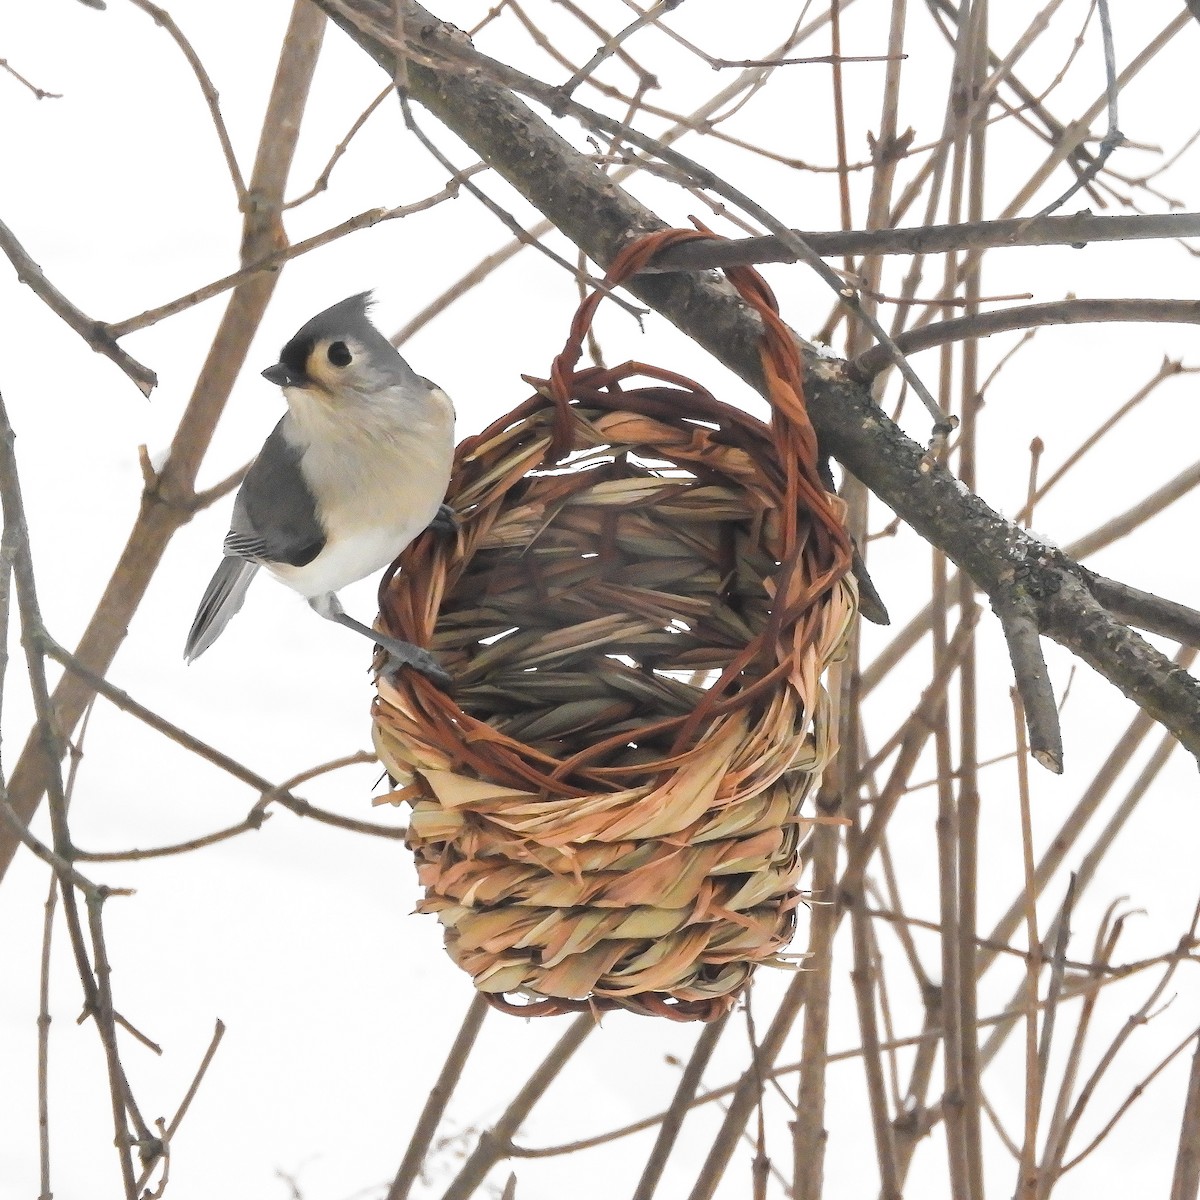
(268, 381, 454, 599)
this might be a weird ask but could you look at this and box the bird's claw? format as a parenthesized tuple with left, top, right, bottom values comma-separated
(428, 503, 460, 536)
(381, 643, 453, 690)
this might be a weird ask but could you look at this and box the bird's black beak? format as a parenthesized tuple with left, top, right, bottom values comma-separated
(262, 362, 306, 388)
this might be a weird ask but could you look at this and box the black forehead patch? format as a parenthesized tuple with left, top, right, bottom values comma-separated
(278, 332, 315, 381)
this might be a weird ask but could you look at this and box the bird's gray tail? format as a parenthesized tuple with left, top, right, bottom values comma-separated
(185, 558, 259, 662)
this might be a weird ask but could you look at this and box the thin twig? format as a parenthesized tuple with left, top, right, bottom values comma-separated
(685, 970, 810, 1200)
(0, 392, 122, 899)
(36, 874, 56, 1200)
(84, 896, 138, 1199)
(558, 0, 683, 96)
(127, 0, 248, 202)
(1013, 685, 1042, 1200)
(397, 92, 647, 322)
(284, 84, 392, 208)
(792, 815, 840, 1200)
(1035, 876, 1078, 1121)
(841, 611, 980, 899)
(850, 894, 900, 1198)
(931, 537, 967, 1199)
(0, 219, 157, 395)
(1047, 901, 1200, 1187)
(1035, 0, 1123, 216)
(1020, 359, 1198, 524)
(641, 211, 1200, 273)
(984, 656, 1195, 978)
(0, 57, 62, 99)
(632, 1014, 729, 1200)
(134, 1021, 227, 1194)
(80, 750, 382, 862)
(1170, 1035, 1200, 1200)
(41, 637, 402, 841)
(387, 994, 490, 1200)
(107, 177, 481, 340)
(1061, 1022, 1200, 1175)
(853, 297, 1200, 378)
(439, 1014, 594, 1200)
(954, 11, 989, 1181)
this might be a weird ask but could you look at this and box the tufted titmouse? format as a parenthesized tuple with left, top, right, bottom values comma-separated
(184, 292, 455, 685)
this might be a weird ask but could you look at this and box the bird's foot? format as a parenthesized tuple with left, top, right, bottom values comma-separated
(427, 503, 460, 536)
(379, 637, 453, 690)
(316, 593, 452, 688)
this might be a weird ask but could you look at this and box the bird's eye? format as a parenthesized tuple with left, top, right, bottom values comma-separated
(327, 341, 352, 367)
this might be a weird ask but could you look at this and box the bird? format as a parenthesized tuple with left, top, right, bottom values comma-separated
(184, 292, 456, 686)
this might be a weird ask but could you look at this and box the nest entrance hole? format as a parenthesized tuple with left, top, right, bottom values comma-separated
(434, 409, 785, 774)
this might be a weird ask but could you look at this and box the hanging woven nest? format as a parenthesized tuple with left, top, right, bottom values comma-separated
(372, 229, 858, 1022)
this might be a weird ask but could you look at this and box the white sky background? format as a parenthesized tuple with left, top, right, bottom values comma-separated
(2, 2, 1200, 1198)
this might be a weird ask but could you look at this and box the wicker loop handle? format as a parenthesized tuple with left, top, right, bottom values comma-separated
(544, 226, 849, 580)
(538, 229, 853, 728)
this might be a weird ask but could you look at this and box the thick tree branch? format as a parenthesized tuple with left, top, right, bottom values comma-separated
(310, 0, 1200, 766)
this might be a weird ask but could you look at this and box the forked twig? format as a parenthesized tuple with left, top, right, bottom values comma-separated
(1035, 0, 1123, 216)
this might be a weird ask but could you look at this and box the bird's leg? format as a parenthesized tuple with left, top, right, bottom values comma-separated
(309, 594, 451, 688)
(427, 502, 460, 536)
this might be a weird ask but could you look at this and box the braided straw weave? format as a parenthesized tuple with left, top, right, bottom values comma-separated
(372, 229, 857, 1021)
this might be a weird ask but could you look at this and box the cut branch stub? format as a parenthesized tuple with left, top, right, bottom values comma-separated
(372, 230, 858, 1021)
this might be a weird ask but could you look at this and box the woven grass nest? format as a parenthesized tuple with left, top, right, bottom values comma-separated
(372, 229, 858, 1021)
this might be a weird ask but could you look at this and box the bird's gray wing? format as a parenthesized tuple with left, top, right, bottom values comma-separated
(185, 420, 325, 662)
(223, 419, 325, 567)
(185, 557, 258, 661)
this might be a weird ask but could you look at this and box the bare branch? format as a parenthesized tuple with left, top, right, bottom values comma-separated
(134, 1021, 227, 1194)
(40, 639, 400, 841)
(284, 84, 392, 208)
(1171, 1036, 1200, 1200)
(853, 298, 1200, 378)
(387, 995, 489, 1200)
(559, 0, 683, 96)
(108, 175, 481, 340)
(632, 1015, 729, 1200)
(126, 0, 248, 202)
(1088, 575, 1200, 650)
(994, 590, 1064, 774)
(440, 1014, 594, 1200)
(1035, 0, 1123, 217)
(636, 210, 1200, 272)
(0, 219, 157, 396)
(0, 57, 62, 99)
